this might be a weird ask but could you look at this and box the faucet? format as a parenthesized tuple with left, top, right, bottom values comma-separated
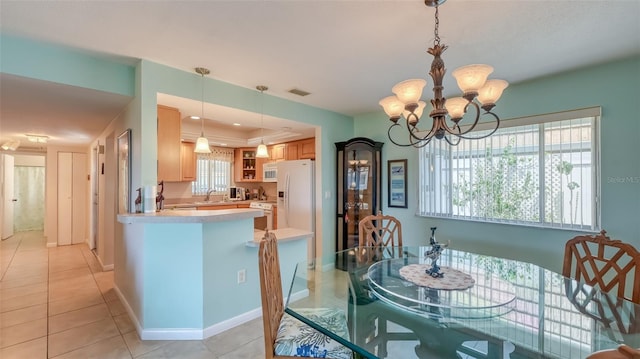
(204, 189, 216, 202)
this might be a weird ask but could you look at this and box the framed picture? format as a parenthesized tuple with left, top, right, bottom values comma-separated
(388, 159, 407, 208)
(117, 129, 132, 214)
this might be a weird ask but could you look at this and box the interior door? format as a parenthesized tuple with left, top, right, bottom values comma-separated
(72, 153, 87, 244)
(1, 154, 15, 239)
(57, 152, 72, 245)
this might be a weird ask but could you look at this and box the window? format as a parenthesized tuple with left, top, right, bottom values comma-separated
(418, 107, 600, 230)
(192, 147, 234, 196)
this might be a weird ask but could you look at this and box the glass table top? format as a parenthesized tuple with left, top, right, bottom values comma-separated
(367, 257, 516, 320)
(285, 246, 640, 359)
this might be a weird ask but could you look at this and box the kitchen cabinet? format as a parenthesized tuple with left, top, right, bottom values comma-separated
(235, 148, 265, 182)
(181, 141, 196, 181)
(298, 138, 315, 159)
(270, 144, 286, 162)
(284, 138, 315, 161)
(157, 105, 182, 182)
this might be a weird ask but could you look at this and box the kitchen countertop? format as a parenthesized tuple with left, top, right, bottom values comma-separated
(246, 227, 313, 247)
(164, 199, 276, 209)
(117, 208, 263, 224)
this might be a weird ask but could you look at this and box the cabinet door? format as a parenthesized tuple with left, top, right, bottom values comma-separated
(286, 142, 299, 160)
(298, 138, 315, 159)
(271, 144, 286, 162)
(157, 105, 181, 182)
(181, 142, 196, 181)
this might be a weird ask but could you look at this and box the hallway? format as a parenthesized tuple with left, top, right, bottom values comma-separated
(0, 231, 265, 358)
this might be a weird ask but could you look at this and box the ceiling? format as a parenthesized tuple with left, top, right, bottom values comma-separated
(1, 1, 638, 151)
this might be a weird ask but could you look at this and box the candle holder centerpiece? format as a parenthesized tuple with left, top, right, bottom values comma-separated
(424, 227, 448, 278)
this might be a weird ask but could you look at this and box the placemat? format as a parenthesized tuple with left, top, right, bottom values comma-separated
(399, 264, 475, 290)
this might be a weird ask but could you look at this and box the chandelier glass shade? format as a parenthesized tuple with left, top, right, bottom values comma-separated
(194, 67, 212, 154)
(255, 85, 270, 158)
(379, 2, 508, 147)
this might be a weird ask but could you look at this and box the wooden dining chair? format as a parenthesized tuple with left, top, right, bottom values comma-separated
(587, 344, 640, 359)
(563, 230, 640, 303)
(258, 230, 353, 359)
(358, 211, 403, 260)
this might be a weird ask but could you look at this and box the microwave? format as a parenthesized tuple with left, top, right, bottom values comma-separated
(263, 163, 277, 182)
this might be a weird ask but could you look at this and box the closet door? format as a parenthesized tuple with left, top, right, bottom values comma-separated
(72, 153, 87, 244)
(57, 152, 73, 246)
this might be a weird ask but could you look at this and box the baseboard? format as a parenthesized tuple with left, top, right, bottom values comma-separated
(46, 242, 57, 248)
(113, 286, 144, 338)
(113, 286, 309, 341)
(202, 308, 262, 339)
(93, 251, 114, 271)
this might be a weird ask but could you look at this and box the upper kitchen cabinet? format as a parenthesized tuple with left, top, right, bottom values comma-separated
(270, 144, 286, 162)
(181, 141, 196, 181)
(235, 148, 265, 182)
(297, 138, 315, 160)
(285, 138, 315, 161)
(157, 105, 182, 182)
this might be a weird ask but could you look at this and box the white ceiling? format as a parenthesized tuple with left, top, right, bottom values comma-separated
(1, 0, 639, 150)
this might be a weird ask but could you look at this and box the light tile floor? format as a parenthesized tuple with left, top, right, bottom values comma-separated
(0, 231, 266, 358)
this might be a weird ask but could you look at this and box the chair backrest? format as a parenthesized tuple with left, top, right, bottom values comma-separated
(358, 211, 402, 248)
(563, 230, 640, 303)
(259, 230, 284, 359)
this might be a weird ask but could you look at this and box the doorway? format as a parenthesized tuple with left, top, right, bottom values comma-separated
(13, 155, 46, 232)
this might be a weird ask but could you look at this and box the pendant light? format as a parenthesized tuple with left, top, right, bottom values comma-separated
(194, 67, 212, 154)
(255, 85, 269, 158)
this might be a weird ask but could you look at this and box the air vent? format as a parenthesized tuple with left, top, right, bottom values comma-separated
(288, 88, 311, 97)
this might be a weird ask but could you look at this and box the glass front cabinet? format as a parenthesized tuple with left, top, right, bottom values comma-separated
(335, 137, 383, 269)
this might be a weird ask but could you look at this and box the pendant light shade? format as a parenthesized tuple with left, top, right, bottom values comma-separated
(195, 136, 211, 153)
(255, 85, 270, 158)
(194, 67, 211, 154)
(256, 142, 269, 158)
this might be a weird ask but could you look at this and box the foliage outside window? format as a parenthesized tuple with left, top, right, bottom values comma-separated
(192, 147, 234, 196)
(418, 108, 600, 230)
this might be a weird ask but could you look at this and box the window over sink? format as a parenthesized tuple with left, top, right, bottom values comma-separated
(192, 147, 234, 196)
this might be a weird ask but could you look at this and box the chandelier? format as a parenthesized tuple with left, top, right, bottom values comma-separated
(379, 0, 508, 147)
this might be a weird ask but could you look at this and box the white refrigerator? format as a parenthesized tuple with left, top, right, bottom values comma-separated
(277, 159, 315, 266)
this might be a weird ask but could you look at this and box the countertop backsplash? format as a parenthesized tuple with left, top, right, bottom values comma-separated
(161, 181, 278, 205)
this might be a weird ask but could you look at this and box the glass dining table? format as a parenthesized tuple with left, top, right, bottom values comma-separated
(284, 246, 640, 359)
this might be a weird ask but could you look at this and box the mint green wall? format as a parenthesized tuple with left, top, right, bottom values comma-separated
(0, 34, 135, 96)
(354, 56, 640, 273)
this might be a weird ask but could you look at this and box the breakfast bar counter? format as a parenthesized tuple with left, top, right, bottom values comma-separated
(115, 208, 307, 340)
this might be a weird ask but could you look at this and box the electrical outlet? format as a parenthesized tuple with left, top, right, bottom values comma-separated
(237, 269, 246, 284)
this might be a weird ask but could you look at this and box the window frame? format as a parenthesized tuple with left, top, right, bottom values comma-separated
(418, 107, 601, 231)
